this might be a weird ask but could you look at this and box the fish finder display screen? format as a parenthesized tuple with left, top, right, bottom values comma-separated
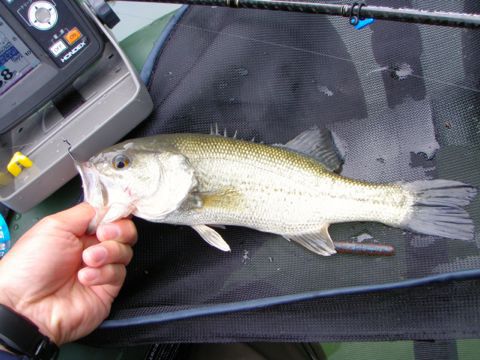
(0, 15, 40, 96)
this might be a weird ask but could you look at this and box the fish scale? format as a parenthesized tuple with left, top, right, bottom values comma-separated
(162, 135, 410, 230)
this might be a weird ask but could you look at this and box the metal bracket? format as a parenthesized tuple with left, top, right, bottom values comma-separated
(86, 0, 120, 28)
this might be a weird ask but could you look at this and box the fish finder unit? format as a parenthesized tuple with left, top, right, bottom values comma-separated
(0, 0, 104, 132)
(0, 0, 153, 212)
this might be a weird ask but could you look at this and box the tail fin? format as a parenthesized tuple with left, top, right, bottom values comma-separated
(401, 180, 477, 240)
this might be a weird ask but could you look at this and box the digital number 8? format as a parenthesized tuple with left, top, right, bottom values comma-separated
(1, 69, 13, 81)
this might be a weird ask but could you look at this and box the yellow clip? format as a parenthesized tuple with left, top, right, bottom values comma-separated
(7, 152, 33, 177)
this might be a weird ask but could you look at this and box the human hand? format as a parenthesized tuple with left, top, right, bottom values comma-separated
(0, 203, 137, 345)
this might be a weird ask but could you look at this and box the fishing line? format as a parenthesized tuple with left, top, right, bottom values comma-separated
(63, 139, 81, 163)
(176, 22, 480, 94)
(136, 3, 480, 93)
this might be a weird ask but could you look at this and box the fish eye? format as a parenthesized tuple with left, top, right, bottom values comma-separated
(112, 154, 130, 170)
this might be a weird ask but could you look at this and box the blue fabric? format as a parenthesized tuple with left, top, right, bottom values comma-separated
(140, 5, 189, 84)
(0, 349, 27, 360)
(101, 268, 480, 328)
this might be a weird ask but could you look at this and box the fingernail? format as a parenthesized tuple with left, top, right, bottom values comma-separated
(85, 246, 107, 264)
(97, 224, 121, 241)
(80, 268, 98, 282)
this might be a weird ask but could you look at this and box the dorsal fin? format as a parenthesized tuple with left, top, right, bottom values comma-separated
(208, 124, 343, 171)
(280, 126, 344, 173)
(210, 124, 238, 138)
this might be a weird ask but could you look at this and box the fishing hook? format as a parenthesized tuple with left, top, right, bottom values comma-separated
(63, 139, 80, 162)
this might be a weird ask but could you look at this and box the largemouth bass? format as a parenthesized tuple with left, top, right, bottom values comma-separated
(76, 128, 477, 256)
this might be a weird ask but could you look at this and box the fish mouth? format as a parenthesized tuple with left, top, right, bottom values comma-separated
(75, 161, 111, 233)
(75, 160, 136, 231)
(75, 161, 107, 209)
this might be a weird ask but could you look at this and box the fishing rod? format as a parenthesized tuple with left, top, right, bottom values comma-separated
(111, 0, 480, 29)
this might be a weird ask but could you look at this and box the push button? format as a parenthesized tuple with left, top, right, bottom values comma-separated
(28, 1, 58, 31)
(49, 40, 67, 57)
(64, 27, 82, 45)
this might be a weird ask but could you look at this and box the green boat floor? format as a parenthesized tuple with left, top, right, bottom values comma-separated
(322, 340, 480, 360)
(119, 11, 177, 73)
(57, 340, 480, 360)
(8, 177, 83, 242)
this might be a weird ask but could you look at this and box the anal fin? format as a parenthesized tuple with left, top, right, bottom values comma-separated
(192, 224, 231, 252)
(284, 224, 336, 256)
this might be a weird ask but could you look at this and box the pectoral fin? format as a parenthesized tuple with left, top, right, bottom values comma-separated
(192, 225, 231, 252)
(187, 188, 242, 210)
(284, 224, 336, 256)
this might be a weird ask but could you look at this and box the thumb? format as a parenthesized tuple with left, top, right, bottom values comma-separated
(45, 202, 96, 237)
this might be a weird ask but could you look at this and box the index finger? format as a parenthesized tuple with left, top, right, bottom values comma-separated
(96, 219, 137, 246)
